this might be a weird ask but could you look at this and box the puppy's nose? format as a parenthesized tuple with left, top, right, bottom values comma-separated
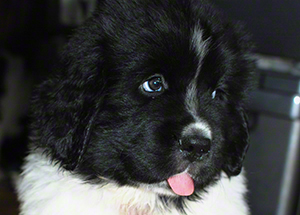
(179, 135, 211, 161)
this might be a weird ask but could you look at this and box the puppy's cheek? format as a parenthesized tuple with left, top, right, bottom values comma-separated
(120, 153, 166, 183)
(222, 110, 249, 177)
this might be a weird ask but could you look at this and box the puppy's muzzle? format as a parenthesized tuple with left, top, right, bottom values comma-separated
(179, 122, 212, 162)
(179, 134, 211, 162)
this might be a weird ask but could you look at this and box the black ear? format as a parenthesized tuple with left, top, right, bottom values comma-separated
(30, 17, 105, 171)
(223, 108, 250, 176)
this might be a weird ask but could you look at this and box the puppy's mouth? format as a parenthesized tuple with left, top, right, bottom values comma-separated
(167, 172, 194, 196)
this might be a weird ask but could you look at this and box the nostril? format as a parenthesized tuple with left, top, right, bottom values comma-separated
(179, 136, 211, 158)
(196, 141, 211, 154)
(180, 141, 195, 153)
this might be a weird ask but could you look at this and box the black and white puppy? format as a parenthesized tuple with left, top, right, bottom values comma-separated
(17, 0, 255, 214)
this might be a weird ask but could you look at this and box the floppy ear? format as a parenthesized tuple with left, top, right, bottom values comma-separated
(222, 107, 250, 176)
(30, 18, 105, 171)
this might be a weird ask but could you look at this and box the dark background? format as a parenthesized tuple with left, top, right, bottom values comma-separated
(213, 0, 300, 60)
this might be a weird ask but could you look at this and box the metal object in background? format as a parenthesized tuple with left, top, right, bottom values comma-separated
(246, 55, 300, 215)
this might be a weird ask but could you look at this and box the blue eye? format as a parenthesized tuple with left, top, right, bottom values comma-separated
(142, 77, 164, 93)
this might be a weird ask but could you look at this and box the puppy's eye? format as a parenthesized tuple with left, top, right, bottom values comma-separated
(212, 90, 216, 99)
(212, 89, 227, 101)
(142, 77, 164, 93)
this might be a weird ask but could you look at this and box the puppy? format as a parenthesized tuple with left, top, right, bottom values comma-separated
(17, 0, 255, 214)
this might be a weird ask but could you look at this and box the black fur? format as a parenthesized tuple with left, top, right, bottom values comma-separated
(29, 0, 255, 212)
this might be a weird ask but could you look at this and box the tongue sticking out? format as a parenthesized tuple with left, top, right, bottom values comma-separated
(167, 173, 194, 196)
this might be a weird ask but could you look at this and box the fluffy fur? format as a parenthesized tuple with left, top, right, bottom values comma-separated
(17, 0, 255, 214)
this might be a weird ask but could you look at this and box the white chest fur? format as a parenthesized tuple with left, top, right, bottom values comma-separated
(16, 153, 249, 215)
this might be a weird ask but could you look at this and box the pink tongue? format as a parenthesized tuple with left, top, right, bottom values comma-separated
(167, 173, 194, 196)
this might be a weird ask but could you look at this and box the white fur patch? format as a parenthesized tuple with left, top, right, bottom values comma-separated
(17, 153, 250, 215)
(185, 28, 210, 121)
(184, 28, 212, 140)
(190, 28, 210, 75)
(182, 122, 212, 140)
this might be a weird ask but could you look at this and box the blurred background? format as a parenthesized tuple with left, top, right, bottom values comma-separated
(0, 1, 299, 215)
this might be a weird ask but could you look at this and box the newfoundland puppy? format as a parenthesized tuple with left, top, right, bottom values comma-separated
(17, 0, 255, 214)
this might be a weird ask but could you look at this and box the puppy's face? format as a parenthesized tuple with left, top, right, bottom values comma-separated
(32, 0, 255, 198)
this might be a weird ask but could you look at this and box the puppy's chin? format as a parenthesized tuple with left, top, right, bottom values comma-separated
(98, 167, 200, 197)
(98, 176, 176, 196)
(138, 181, 177, 197)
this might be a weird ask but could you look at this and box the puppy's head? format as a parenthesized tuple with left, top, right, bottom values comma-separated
(30, 0, 255, 198)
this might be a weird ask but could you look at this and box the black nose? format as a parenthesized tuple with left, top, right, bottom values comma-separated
(179, 135, 211, 161)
